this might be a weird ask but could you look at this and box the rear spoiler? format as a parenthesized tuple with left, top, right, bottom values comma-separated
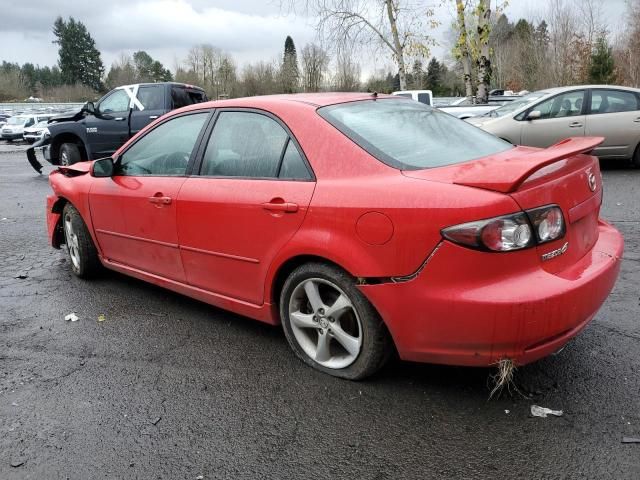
(452, 137, 604, 193)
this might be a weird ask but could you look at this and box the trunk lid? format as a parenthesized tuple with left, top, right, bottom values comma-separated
(403, 137, 604, 270)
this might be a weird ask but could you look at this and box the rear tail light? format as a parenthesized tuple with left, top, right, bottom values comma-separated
(442, 205, 565, 252)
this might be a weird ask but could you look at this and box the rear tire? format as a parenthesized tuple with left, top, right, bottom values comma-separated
(632, 143, 640, 169)
(60, 143, 81, 166)
(280, 262, 392, 380)
(62, 203, 101, 278)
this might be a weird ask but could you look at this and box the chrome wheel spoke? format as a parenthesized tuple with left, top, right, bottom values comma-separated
(325, 294, 350, 319)
(290, 311, 316, 330)
(331, 324, 361, 357)
(303, 280, 324, 311)
(315, 332, 331, 362)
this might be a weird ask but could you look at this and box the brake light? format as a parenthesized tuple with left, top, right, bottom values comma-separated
(442, 205, 565, 252)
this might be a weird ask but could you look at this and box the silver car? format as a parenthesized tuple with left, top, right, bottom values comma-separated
(468, 85, 640, 167)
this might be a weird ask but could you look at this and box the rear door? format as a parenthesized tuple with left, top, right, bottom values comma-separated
(521, 89, 586, 147)
(177, 110, 315, 304)
(586, 88, 640, 159)
(89, 111, 210, 281)
(130, 84, 167, 136)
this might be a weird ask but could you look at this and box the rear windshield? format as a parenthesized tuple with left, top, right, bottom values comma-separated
(318, 99, 512, 170)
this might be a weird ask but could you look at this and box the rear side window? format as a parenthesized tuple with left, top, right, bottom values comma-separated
(417, 93, 430, 105)
(172, 87, 207, 109)
(318, 99, 512, 170)
(279, 140, 311, 180)
(201, 112, 290, 178)
(137, 85, 164, 110)
(590, 89, 639, 114)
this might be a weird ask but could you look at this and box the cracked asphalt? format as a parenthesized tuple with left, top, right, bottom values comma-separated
(1, 143, 639, 479)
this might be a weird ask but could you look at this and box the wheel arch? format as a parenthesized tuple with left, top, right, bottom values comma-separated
(51, 132, 88, 164)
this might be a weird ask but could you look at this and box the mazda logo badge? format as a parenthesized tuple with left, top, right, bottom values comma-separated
(587, 170, 597, 192)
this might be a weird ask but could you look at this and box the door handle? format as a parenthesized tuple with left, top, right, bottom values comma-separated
(148, 194, 172, 205)
(114, 117, 126, 121)
(262, 200, 298, 213)
(149, 115, 159, 119)
(569, 122, 583, 128)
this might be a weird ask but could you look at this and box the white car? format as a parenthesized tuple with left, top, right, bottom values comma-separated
(23, 120, 50, 143)
(391, 90, 433, 106)
(1, 114, 53, 142)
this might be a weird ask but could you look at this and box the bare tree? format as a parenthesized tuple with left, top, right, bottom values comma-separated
(474, 0, 491, 103)
(301, 43, 330, 92)
(332, 46, 361, 91)
(287, 0, 436, 90)
(454, 0, 473, 96)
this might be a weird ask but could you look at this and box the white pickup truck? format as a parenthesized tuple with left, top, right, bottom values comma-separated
(391, 90, 516, 119)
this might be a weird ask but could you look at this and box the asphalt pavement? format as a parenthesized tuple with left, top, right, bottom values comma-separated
(1, 143, 639, 479)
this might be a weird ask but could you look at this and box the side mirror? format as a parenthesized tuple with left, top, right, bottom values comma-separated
(83, 101, 96, 115)
(526, 110, 542, 120)
(92, 157, 114, 177)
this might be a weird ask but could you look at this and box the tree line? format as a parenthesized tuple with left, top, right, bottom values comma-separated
(0, 1, 638, 103)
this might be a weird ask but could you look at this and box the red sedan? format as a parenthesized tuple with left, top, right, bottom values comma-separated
(46, 93, 623, 379)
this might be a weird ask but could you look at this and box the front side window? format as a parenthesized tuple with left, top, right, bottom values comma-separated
(99, 89, 131, 114)
(116, 112, 208, 176)
(201, 112, 290, 178)
(533, 90, 585, 119)
(590, 89, 639, 114)
(318, 99, 512, 170)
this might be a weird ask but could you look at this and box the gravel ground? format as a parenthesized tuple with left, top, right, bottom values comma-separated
(1, 143, 639, 479)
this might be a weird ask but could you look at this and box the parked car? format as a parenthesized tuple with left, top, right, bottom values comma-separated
(469, 85, 640, 167)
(46, 93, 622, 379)
(26, 82, 207, 173)
(439, 95, 519, 119)
(23, 119, 50, 143)
(2, 114, 53, 141)
(391, 90, 433, 106)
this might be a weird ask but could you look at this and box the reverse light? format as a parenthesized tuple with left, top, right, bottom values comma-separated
(442, 205, 565, 252)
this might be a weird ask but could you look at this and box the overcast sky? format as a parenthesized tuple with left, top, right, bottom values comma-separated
(0, 0, 628, 75)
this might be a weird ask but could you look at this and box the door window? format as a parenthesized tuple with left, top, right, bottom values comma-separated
(137, 85, 165, 111)
(279, 140, 312, 180)
(99, 89, 131, 114)
(533, 90, 585, 119)
(589, 89, 639, 114)
(116, 113, 208, 176)
(201, 112, 289, 178)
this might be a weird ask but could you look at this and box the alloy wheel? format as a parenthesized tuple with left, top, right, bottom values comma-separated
(64, 213, 81, 270)
(288, 278, 363, 369)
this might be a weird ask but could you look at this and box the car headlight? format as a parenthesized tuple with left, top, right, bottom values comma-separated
(43, 128, 50, 138)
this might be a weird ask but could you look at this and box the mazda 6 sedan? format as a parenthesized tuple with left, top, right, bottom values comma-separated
(46, 93, 623, 379)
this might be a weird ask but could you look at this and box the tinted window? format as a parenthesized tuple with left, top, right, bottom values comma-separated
(279, 140, 311, 179)
(99, 89, 130, 114)
(590, 89, 639, 114)
(137, 86, 164, 110)
(116, 113, 208, 176)
(534, 90, 585, 119)
(417, 93, 430, 105)
(318, 99, 512, 170)
(172, 87, 207, 109)
(201, 112, 289, 178)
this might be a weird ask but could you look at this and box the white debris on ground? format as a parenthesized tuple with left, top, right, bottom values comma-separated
(64, 313, 79, 322)
(531, 405, 563, 418)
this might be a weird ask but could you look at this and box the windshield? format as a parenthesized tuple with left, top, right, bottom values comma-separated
(7, 116, 28, 125)
(318, 99, 513, 170)
(486, 92, 548, 118)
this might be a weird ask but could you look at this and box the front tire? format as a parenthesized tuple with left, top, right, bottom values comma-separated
(62, 204, 100, 278)
(280, 263, 392, 380)
(60, 143, 81, 166)
(632, 143, 640, 169)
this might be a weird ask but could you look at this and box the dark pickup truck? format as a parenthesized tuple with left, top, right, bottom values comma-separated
(27, 82, 207, 172)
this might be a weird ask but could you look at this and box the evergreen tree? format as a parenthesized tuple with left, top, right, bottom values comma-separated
(281, 36, 299, 93)
(589, 36, 615, 84)
(426, 58, 444, 95)
(53, 16, 104, 91)
(411, 60, 425, 89)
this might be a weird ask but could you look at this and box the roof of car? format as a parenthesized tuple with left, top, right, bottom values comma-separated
(180, 92, 394, 112)
(540, 85, 640, 95)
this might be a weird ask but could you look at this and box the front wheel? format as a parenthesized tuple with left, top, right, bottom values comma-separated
(280, 263, 392, 380)
(632, 143, 640, 169)
(60, 143, 81, 166)
(62, 204, 101, 278)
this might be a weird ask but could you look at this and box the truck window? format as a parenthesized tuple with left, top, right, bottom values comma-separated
(171, 87, 206, 109)
(417, 93, 431, 105)
(137, 86, 165, 111)
(99, 89, 130, 114)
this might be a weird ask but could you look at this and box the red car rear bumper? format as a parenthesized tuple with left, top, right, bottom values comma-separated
(359, 220, 623, 367)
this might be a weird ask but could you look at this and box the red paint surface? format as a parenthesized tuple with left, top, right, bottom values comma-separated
(46, 93, 624, 366)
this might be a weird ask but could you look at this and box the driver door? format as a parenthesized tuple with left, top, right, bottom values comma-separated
(521, 90, 586, 147)
(89, 111, 210, 281)
(85, 88, 132, 157)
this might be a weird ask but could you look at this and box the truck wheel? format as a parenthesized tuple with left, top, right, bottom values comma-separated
(62, 203, 101, 278)
(60, 143, 81, 166)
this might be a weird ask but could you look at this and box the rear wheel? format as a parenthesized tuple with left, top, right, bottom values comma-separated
(60, 143, 81, 166)
(280, 263, 392, 380)
(62, 204, 100, 278)
(632, 143, 640, 169)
